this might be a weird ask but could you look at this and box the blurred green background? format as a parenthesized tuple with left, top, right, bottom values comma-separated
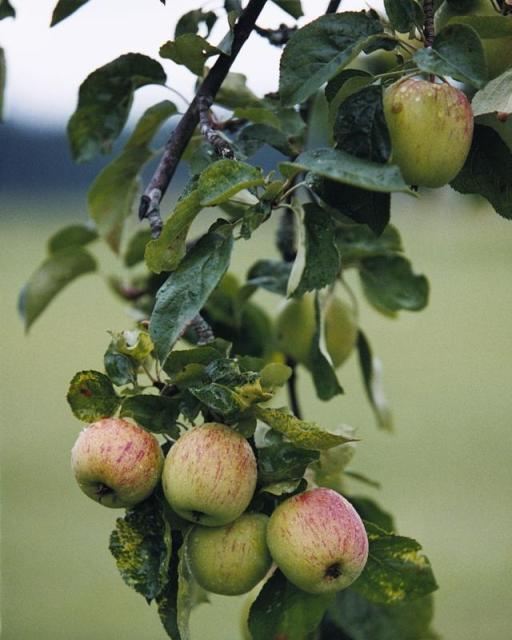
(2, 182, 512, 639)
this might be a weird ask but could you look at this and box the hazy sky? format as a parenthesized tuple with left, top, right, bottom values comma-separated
(0, 0, 368, 127)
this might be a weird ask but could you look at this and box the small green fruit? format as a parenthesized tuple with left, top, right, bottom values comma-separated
(267, 488, 368, 595)
(276, 294, 357, 369)
(384, 78, 473, 187)
(162, 423, 257, 526)
(71, 418, 163, 508)
(186, 514, 272, 596)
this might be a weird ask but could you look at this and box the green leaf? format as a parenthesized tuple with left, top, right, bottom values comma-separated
(444, 14, 512, 39)
(0, 0, 15, 19)
(150, 225, 234, 363)
(88, 100, 176, 252)
(451, 124, 512, 219)
(384, 0, 423, 33)
(175, 9, 217, 38)
(357, 330, 393, 431)
(163, 345, 226, 377)
(47, 224, 98, 254)
(124, 229, 152, 267)
(238, 123, 297, 157)
(156, 562, 181, 639)
(19, 247, 96, 331)
(68, 53, 167, 163)
(249, 570, 334, 640)
(50, 0, 90, 26)
(260, 363, 292, 389)
(328, 590, 437, 640)
(255, 406, 356, 451)
(0, 48, 6, 121)
(348, 496, 395, 533)
(215, 72, 261, 109)
(120, 395, 181, 437)
(260, 478, 303, 496)
(145, 190, 202, 274)
(287, 203, 341, 298)
(233, 106, 282, 129)
(413, 24, 487, 88)
(281, 148, 411, 193)
(109, 494, 171, 601)
(67, 370, 120, 422)
(360, 255, 429, 313)
(257, 429, 319, 484)
(334, 85, 391, 163)
(104, 342, 137, 387)
(472, 68, 512, 117)
(197, 160, 264, 206)
(309, 292, 344, 401)
(279, 12, 383, 106)
(271, 0, 303, 19)
(354, 523, 438, 605)
(335, 223, 402, 264)
(160, 34, 220, 76)
(246, 259, 292, 296)
(189, 383, 247, 418)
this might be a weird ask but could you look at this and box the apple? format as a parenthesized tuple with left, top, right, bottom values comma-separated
(266, 488, 368, 594)
(384, 78, 473, 188)
(71, 418, 163, 508)
(162, 422, 257, 526)
(436, 0, 512, 79)
(186, 513, 272, 595)
(276, 294, 357, 370)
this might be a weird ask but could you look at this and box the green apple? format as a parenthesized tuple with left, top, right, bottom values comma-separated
(436, 0, 512, 79)
(162, 422, 257, 526)
(266, 488, 368, 594)
(71, 418, 163, 508)
(276, 294, 357, 369)
(186, 514, 272, 595)
(384, 78, 473, 187)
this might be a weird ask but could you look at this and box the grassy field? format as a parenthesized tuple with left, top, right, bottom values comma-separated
(1, 189, 512, 639)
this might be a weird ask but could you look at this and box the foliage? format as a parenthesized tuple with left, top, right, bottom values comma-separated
(12, 0, 512, 638)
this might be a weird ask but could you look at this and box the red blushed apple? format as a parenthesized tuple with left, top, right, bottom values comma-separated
(71, 418, 163, 508)
(266, 488, 368, 594)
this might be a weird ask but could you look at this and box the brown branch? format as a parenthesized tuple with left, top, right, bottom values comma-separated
(326, 0, 342, 13)
(423, 0, 435, 48)
(198, 95, 235, 159)
(139, 0, 269, 238)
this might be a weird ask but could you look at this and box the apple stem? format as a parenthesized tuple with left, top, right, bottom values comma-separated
(423, 0, 435, 48)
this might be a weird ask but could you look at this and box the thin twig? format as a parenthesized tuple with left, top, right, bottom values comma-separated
(188, 314, 215, 345)
(423, 0, 435, 48)
(198, 94, 235, 159)
(139, 0, 269, 238)
(326, 0, 342, 13)
(286, 357, 303, 420)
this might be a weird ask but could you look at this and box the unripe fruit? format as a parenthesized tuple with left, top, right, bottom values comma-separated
(186, 514, 272, 595)
(267, 488, 368, 594)
(384, 78, 473, 188)
(276, 294, 357, 369)
(436, 0, 512, 79)
(71, 418, 163, 508)
(162, 423, 257, 526)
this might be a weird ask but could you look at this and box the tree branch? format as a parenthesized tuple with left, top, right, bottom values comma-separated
(139, 0, 269, 238)
(198, 95, 235, 159)
(326, 0, 342, 13)
(423, 0, 435, 48)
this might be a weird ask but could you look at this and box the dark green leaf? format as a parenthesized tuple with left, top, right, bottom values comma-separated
(443, 14, 512, 39)
(246, 259, 292, 296)
(279, 12, 383, 106)
(360, 255, 429, 313)
(255, 407, 355, 451)
(156, 562, 181, 639)
(348, 495, 395, 533)
(309, 293, 344, 401)
(0, 0, 15, 19)
(197, 160, 265, 206)
(384, 0, 423, 33)
(175, 9, 217, 38)
(334, 85, 390, 163)
(257, 429, 319, 484)
(145, 189, 202, 274)
(189, 383, 246, 418)
(104, 342, 137, 387)
(88, 100, 176, 252)
(124, 229, 152, 267)
(335, 223, 402, 264)
(150, 226, 234, 363)
(68, 53, 166, 163)
(451, 124, 512, 220)
(215, 72, 261, 109)
(288, 203, 341, 298)
(357, 330, 393, 430)
(109, 494, 171, 601)
(160, 35, 219, 76)
(326, 68, 373, 104)
(413, 24, 487, 88)
(19, 247, 96, 331)
(0, 48, 6, 121)
(47, 224, 98, 254)
(239, 202, 272, 240)
(50, 0, 90, 26)
(238, 123, 297, 157)
(328, 590, 437, 640)
(354, 523, 438, 605)
(472, 68, 512, 117)
(67, 370, 120, 422)
(281, 148, 411, 193)
(120, 395, 181, 437)
(249, 570, 334, 640)
(163, 345, 225, 377)
(272, 0, 303, 19)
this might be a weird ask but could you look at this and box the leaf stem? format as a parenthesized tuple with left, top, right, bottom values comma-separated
(286, 356, 303, 420)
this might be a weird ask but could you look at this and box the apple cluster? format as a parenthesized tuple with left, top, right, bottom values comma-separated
(71, 419, 368, 596)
